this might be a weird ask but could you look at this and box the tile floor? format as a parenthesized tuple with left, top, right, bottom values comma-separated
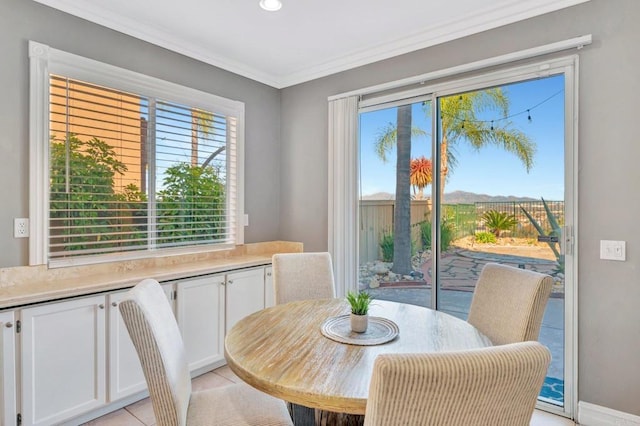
(83, 365, 576, 426)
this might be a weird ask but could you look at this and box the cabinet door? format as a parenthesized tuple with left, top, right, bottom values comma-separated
(264, 266, 275, 308)
(21, 295, 106, 426)
(108, 291, 146, 401)
(176, 275, 225, 372)
(0, 311, 16, 426)
(226, 268, 265, 333)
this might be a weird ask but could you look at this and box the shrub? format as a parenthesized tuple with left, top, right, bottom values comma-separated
(475, 231, 497, 244)
(419, 219, 455, 251)
(379, 231, 417, 262)
(481, 210, 517, 237)
(379, 232, 394, 262)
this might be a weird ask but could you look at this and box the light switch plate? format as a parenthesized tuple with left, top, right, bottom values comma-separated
(600, 240, 626, 261)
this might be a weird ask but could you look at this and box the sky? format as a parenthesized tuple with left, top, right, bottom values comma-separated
(359, 74, 565, 201)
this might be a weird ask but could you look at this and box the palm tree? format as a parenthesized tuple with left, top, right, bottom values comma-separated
(429, 89, 535, 198)
(391, 105, 412, 275)
(373, 88, 535, 274)
(374, 110, 426, 275)
(191, 109, 227, 169)
(410, 156, 432, 200)
(191, 108, 214, 166)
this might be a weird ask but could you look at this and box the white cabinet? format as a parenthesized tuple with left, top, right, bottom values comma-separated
(226, 268, 265, 333)
(0, 311, 16, 426)
(176, 275, 226, 372)
(264, 266, 275, 308)
(12, 264, 270, 425)
(108, 283, 174, 401)
(108, 291, 146, 401)
(175, 267, 267, 373)
(21, 295, 106, 426)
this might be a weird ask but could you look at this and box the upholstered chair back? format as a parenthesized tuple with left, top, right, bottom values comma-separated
(119, 279, 191, 426)
(272, 252, 336, 304)
(364, 341, 551, 426)
(467, 262, 553, 345)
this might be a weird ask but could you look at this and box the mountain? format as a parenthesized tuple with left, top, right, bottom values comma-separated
(360, 192, 395, 200)
(361, 190, 538, 203)
(443, 191, 538, 204)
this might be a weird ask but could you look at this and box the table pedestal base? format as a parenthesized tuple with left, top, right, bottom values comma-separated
(288, 403, 364, 426)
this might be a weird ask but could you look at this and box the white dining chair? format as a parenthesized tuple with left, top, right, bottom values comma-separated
(364, 341, 551, 426)
(272, 252, 336, 304)
(467, 262, 553, 345)
(119, 278, 293, 426)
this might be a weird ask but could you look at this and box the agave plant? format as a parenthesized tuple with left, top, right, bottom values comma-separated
(520, 198, 564, 272)
(481, 210, 517, 238)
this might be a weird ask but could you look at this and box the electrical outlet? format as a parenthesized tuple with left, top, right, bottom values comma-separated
(14, 218, 29, 238)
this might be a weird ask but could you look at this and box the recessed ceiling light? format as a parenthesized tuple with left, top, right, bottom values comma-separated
(260, 0, 282, 12)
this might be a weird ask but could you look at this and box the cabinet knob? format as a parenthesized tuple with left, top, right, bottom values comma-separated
(112, 302, 118, 307)
(227, 280, 233, 285)
(99, 304, 105, 309)
(267, 272, 272, 277)
(4, 322, 12, 328)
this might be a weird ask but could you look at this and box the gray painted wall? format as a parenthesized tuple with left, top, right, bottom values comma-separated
(0, 0, 282, 268)
(280, 0, 640, 417)
(2, 0, 639, 418)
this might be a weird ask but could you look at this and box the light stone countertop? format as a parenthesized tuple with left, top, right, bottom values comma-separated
(0, 241, 302, 310)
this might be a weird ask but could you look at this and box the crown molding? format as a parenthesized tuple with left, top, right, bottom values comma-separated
(33, 0, 590, 89)
(280, 0, 591, 87)
(32, 0, 282, 87)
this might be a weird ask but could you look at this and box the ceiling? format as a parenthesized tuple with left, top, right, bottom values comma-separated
(33, 0, 589, 88)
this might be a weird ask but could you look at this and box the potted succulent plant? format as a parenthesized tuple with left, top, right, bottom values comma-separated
(346, 291, 373, 333)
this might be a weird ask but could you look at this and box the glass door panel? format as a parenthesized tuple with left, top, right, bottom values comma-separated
(435, 75, 566, 406)
(359, 74, 568, 407)
(358, 100, 433, 308)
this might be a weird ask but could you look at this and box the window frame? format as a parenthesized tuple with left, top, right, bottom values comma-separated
(29, 40, 245, 267)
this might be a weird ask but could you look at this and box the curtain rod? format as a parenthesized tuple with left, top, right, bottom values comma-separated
(328, 35, 592, 101)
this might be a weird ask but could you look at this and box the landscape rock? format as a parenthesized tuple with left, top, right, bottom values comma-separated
(368, 277, 380, 289)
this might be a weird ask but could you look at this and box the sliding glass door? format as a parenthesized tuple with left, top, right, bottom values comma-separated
(358, 58, 576, 415)
(434, 75, 567, 408)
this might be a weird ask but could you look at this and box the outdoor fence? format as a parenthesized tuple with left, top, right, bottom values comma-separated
(359, 199, 564, 264)
(359, 200, 431, 265)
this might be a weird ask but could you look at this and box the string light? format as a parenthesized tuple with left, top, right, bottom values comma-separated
(440, 89, 562, 127)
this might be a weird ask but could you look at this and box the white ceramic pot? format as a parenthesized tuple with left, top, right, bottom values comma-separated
(350, 313, 368, 333)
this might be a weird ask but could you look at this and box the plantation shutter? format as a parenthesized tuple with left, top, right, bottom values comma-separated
(48, 75, 236, 260)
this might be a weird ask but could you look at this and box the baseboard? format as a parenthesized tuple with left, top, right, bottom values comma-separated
(578, 401, 640, 426)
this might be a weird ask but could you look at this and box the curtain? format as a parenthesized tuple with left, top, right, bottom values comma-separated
(328, 96, 359, 298)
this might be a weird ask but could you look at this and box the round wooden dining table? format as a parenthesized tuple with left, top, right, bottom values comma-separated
(224, 298, 492, 421)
